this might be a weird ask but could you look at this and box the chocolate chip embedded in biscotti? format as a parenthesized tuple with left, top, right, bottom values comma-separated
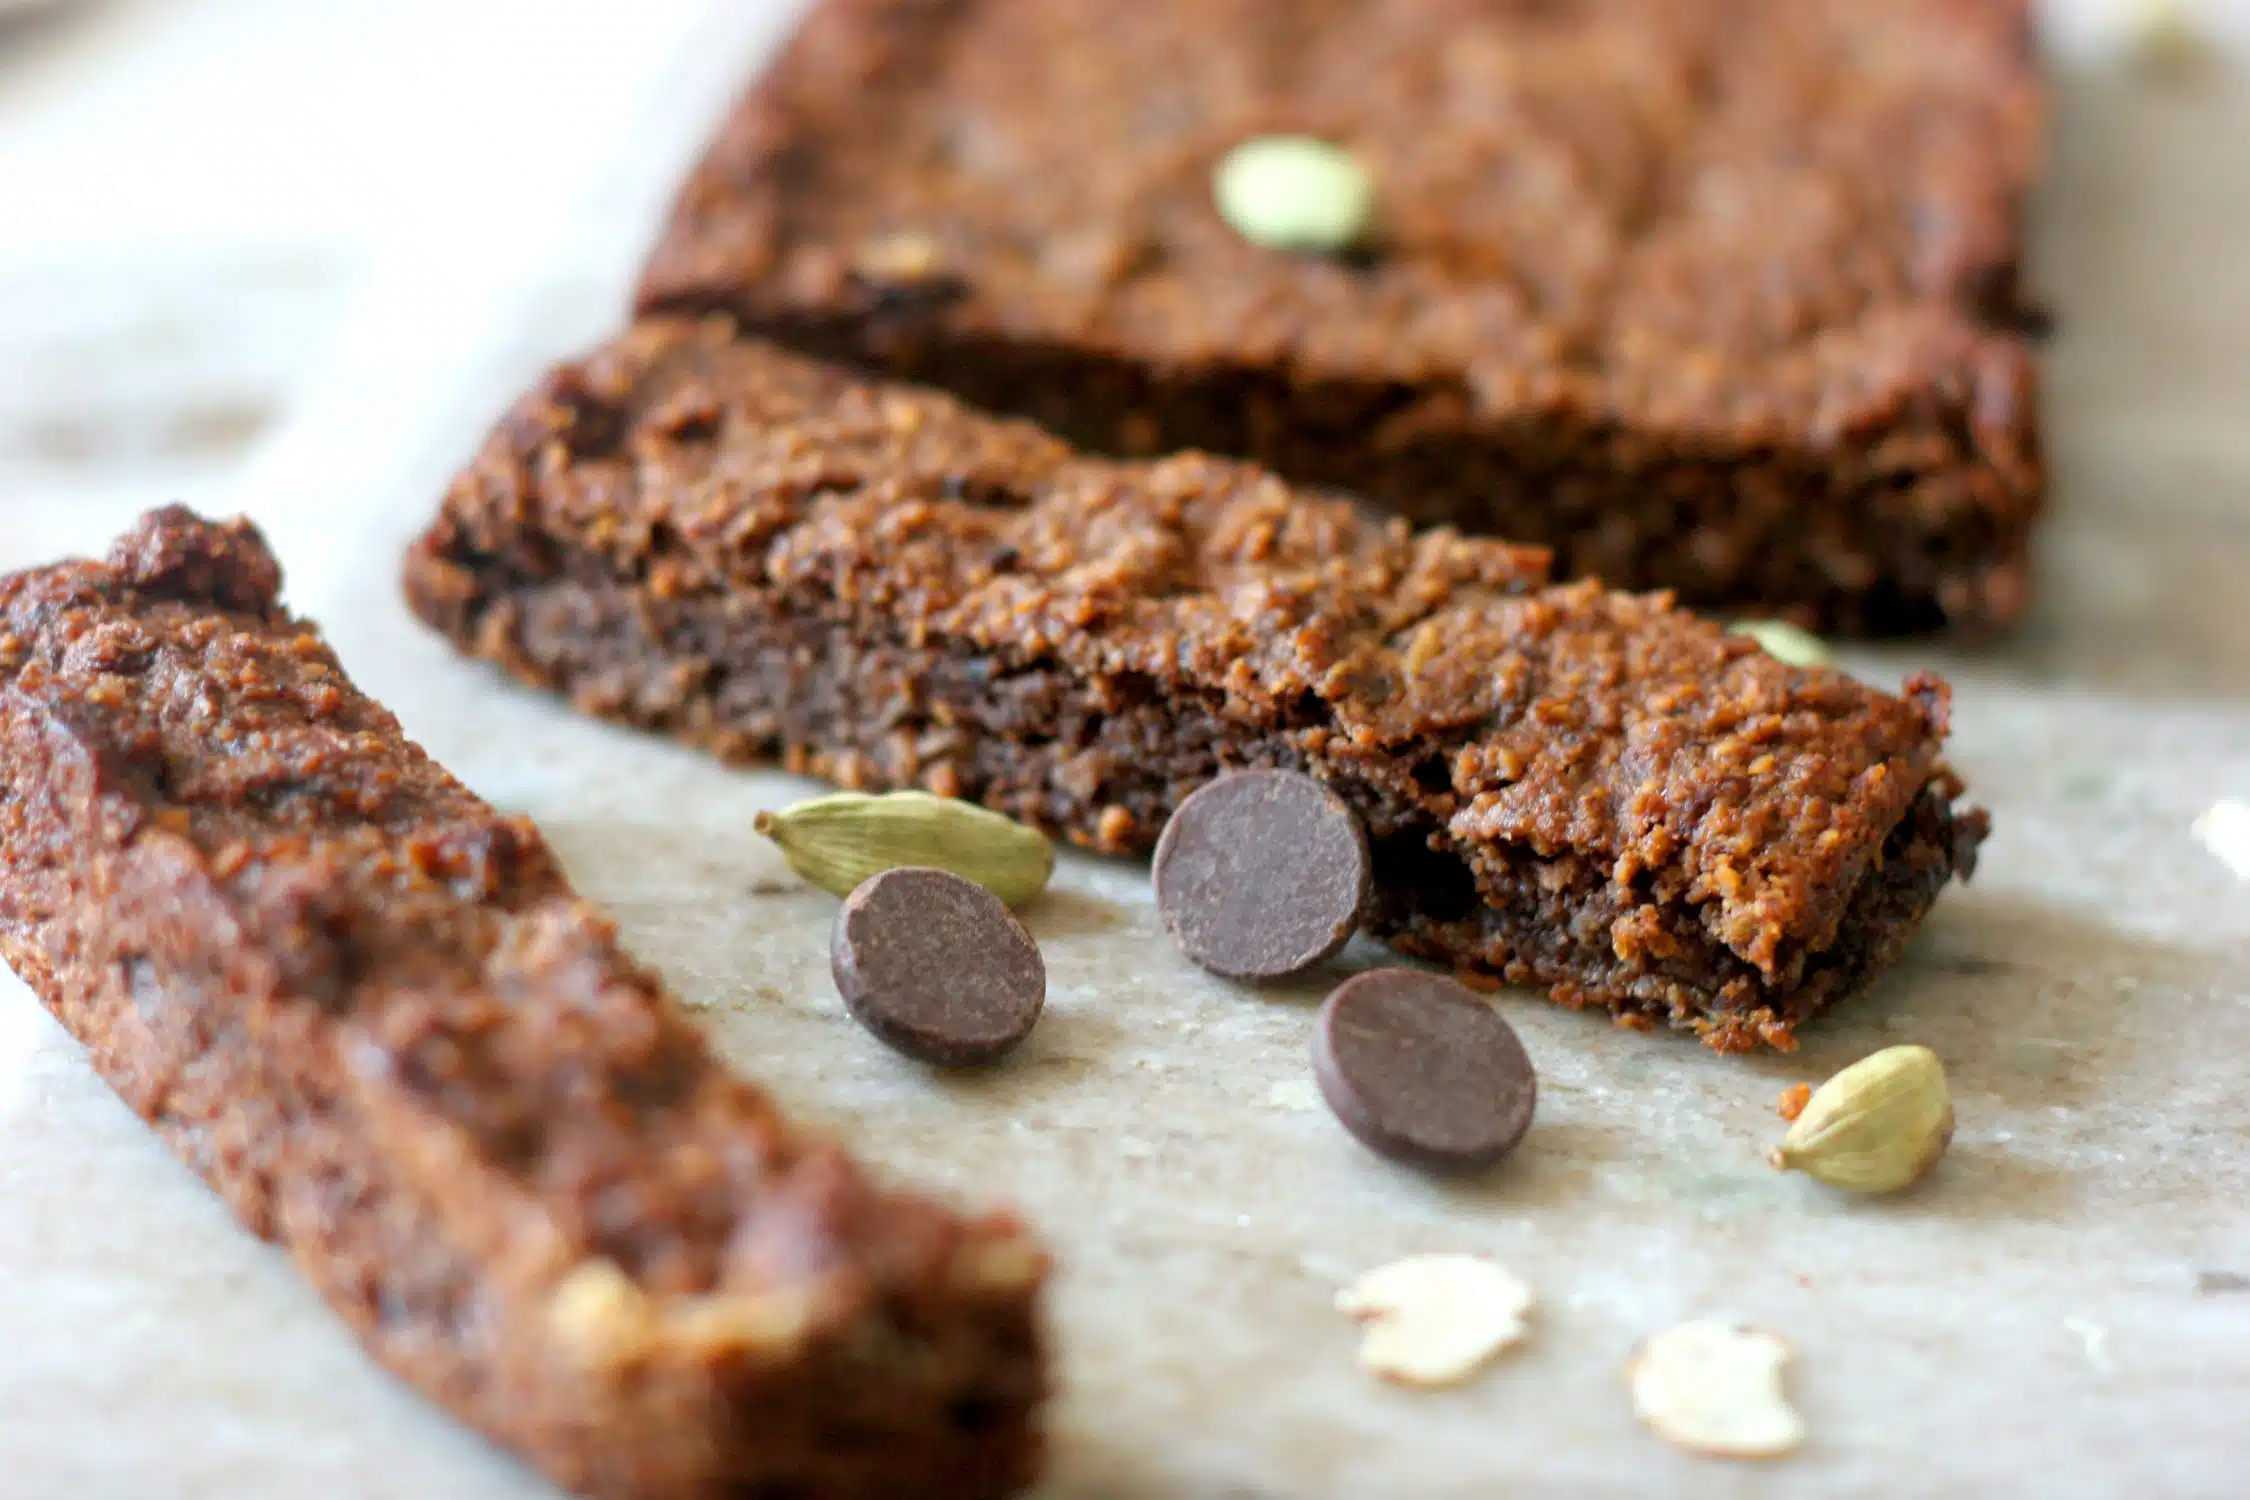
(831, 866, 1046, 1066)
(1151, 770, 1371, 982)
(1311, 969, 1537, 1172)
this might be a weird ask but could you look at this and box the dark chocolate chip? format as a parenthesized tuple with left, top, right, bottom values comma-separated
(1151, 769, 1371, 981)
(831, 866, 1045, 1066)
(1311, 969, 1537, 1172)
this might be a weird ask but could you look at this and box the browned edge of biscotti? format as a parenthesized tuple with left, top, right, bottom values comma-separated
(0, 506, 1048, 1500)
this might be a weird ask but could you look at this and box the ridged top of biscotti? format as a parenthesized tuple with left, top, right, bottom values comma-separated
(638, 0, 2039, 463)
(0, 505, 1045, 1325)
(424, 320, 1979, 979)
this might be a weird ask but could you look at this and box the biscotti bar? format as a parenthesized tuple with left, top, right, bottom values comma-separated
(0, 508, 1048, 1500)
(636, 0, 2046, 634)
(404, 321, 1987, 1051)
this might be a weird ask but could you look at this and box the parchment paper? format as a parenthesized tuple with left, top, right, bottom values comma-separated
(1, 10, 2245, 1497)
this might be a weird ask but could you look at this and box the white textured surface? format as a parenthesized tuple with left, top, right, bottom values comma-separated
(2, 5, 2249, 1498)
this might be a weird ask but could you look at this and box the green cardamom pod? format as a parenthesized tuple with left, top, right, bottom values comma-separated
(1768, 1044, 1953, 1194)
(754, 790, 1055, 907)
(1213, 135, 1375, 254)
(1727, 619, 1831, 668)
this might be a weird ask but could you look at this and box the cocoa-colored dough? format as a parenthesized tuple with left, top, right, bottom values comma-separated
(638, 0, 2046, 634)
(403, 322, 1987, 1050)
(0, 507, 1049, 1500)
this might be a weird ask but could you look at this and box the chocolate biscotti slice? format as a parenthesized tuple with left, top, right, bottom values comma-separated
(636, 0, 2045, 635)
(0, 507, 1047, 1500)
(404, 321, 1985, 1051)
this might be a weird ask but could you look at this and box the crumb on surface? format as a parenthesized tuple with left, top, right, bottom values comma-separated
(1776, 1083, 1813, 1122)
(1094, 805, 1135, 849)
(748, 876, 807, 896)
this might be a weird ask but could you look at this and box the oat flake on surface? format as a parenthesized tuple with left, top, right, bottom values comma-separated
(2192, 798, 2250, 879)
(1628, 1320, 1804, 1459)
(1335, 1254, 1533, 1387)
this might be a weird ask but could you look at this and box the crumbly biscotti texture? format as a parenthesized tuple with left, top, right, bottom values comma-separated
(0, 508, 1048, 1500)
(403, 322, 1986, 1050)
(635, 0, 2046, 636)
